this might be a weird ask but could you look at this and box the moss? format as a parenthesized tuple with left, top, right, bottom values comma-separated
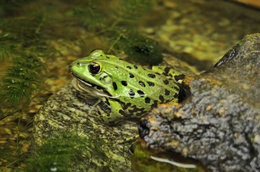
(67, 0, 163, 65)
(0, 14, 57, 116)
(25, 132, 107, 172)
(122, 32, 163, 65)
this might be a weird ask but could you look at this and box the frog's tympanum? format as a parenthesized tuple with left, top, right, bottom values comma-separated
(70, 50, 184, 124)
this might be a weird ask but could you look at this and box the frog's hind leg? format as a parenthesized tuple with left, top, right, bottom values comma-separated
(152, 65, 184, 83)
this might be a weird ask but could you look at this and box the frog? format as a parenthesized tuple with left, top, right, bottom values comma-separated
(70, 50, 185, 124)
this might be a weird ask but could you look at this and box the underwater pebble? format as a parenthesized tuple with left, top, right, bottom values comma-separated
(183, 46, 194, 53)
(3, 128, 12, 135)
(164, 1, 177, 8)
(218, 18, 231, 26)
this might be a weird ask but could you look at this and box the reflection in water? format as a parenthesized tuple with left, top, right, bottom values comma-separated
(150, 156, 196, 169)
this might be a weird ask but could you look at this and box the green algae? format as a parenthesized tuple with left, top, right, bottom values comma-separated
(25, 132, 107, 172)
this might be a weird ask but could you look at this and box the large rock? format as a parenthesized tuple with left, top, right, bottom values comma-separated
(33, 83, 138, 171)
(138, 33, 260, 172)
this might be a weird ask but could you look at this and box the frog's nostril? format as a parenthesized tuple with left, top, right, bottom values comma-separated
(76, 62, 81, 66)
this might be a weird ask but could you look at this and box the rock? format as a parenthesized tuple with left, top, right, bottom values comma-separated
(138, 33, 260, 172)
(231, 0, 260, 8)
(33, 83, 138, 171)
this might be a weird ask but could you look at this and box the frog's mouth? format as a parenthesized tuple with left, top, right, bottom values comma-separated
(72, 73, 112, 98)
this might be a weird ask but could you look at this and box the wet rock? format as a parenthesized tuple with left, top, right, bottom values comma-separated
(138, 33, 260, 172)
(33, 83, 138, 172)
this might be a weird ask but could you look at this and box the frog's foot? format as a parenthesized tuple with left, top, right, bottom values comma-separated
(116, 135, 139, 144)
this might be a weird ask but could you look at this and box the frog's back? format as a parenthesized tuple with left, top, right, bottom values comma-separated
(101, 56, 180, 111)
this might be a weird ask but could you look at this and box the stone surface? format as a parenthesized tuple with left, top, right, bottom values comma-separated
(33, 83, 138, 171)
(138, 33, 260, 172)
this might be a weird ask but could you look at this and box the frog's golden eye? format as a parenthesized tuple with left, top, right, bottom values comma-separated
(88, 62, 101, 75)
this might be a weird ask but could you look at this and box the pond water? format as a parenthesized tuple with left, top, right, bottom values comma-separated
(0, 0, 259, 171)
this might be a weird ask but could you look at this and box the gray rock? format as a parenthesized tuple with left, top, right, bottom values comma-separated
(139, 33, 260, 172)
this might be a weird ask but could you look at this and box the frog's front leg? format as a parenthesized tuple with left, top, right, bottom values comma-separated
(102, 99, 126, 124)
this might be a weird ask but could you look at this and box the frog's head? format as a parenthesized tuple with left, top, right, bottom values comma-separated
(70, 50, 114, 97)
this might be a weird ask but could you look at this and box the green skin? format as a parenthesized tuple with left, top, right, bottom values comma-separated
(70, 50, 183, 124)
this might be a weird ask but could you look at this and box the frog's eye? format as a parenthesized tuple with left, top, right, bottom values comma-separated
(88, 62, 101, 75)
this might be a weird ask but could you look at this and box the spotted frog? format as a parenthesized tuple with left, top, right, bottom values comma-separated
(70, 50, 184, 124)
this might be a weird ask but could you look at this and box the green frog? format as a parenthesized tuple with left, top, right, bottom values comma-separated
(70, 50, 184, 124)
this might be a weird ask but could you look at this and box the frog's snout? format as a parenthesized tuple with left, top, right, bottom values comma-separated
(69, 61, 79, 72)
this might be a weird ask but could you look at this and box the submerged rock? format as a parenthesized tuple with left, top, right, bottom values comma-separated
(138, 33, 260, 171)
